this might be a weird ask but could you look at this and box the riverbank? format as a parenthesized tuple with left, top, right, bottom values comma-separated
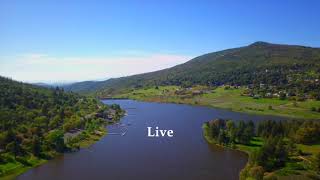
(0, 79, 127, 180)
(0, 107, 124, 180)
(202, 122, 320, 180)
(0, 126, 107, 180)
(0, 157, 47, 180)
(78, 128, 107, 148)
(112, 86, 320, 119)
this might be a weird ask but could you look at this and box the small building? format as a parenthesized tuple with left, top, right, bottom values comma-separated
(253, 94, 261, 99)
(192, 90, 202, 96)
(265, 93, 272, 98)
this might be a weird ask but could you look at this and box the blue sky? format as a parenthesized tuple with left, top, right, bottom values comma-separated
(1, 0, 319, 83)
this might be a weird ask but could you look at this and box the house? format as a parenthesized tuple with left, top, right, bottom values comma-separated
(253, 94, 261, 99)
(265, 93, 272, 98)
(192, 90, 203, 96)
(273, 93, 280, 97)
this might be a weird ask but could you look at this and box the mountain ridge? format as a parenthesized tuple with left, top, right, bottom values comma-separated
(62, 41, 320, 97)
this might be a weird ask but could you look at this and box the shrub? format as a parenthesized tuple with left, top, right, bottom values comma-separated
(248, 166, 264, 180)
(240, 165, 265, 180)
(315, 152, 320, 173)
(15, 156, 31, 166)
(240, 165, 250, 180)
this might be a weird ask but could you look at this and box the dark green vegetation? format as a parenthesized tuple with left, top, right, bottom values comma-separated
(0, 76, 124, 179)
(64, 42, 320, 101)
(203, 119, 320, 179)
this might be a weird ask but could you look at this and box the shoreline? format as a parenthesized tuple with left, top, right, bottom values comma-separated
(202, 124, 250, 180)
(1, 159, 48, 180)
(110, 86, 320, 120)
(0, 101, 126, 179)
(0, 125, 109, 179)
(202, 122, 320, 179)
(111, 97, 301, 120)
(99, 97, 129, 100)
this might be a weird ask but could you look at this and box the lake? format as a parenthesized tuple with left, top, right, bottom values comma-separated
(18, 100, 286, 180)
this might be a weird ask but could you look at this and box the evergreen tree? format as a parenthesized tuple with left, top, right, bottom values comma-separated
(315, 152, 320, 173)
(32, 135, 41, 157)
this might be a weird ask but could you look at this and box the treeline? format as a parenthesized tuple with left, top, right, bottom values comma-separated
(205, 119, 255, 146)
(204, 119, 320, 179)
(0, 76, 123, 176)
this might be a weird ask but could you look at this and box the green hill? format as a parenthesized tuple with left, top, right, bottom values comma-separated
(0, 76, 123, 178)
(63, 42, 320, 98)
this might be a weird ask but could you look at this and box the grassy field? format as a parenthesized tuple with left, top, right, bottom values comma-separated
(202, 123, 320, 179)
(114, 86, 320, 119)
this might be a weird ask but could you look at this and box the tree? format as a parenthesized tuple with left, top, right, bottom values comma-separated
(274, 138, 288, 168)
(295, 127, 318, 144)
(287, 139, 297, 155)
(5, 133, 23, 158)
(41, 103, 49, 116)
(0, 76, 114, 166)
(237, 120, 246, 140)
(252, 137, 288, 171)
(226, 120, 235, 130)
(63, 120, 74, 132)
(315, 152, 320, 173)
(211, 123, 220, 139)
(218, 130, 228, 145)
(0, 132, 6, 149)
(46, 130, 65, 153)
(49, 115, 61, 130)
(240, 127, 253, 145)
(32, 135, 41, 157)
(34, 116, 48, 129)
(248, 166, 264, 180)
(247, 121, 255, 138)
(226, 120, 236, 143)
(237, 121, 254, 144)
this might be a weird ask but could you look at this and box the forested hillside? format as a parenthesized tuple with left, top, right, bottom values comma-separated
(0, 76, 123, 177)
(64, 42, 320, 99)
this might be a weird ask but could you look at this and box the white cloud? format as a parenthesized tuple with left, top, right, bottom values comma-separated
(0, 52, 193, 83)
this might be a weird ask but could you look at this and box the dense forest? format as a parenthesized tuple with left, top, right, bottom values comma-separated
(63, 42, 320, 100)
(0, 76, 123, 177)
(203, 119, 320, 179)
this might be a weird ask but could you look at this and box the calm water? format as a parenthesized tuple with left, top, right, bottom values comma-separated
(18, 100, 286, 180)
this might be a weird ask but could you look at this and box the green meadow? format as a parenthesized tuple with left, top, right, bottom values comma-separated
(114, 86, 320, 119)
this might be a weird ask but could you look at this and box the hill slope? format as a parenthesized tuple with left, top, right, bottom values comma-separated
(64, 42, 320, 97)
(0, 76, 123, 178)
